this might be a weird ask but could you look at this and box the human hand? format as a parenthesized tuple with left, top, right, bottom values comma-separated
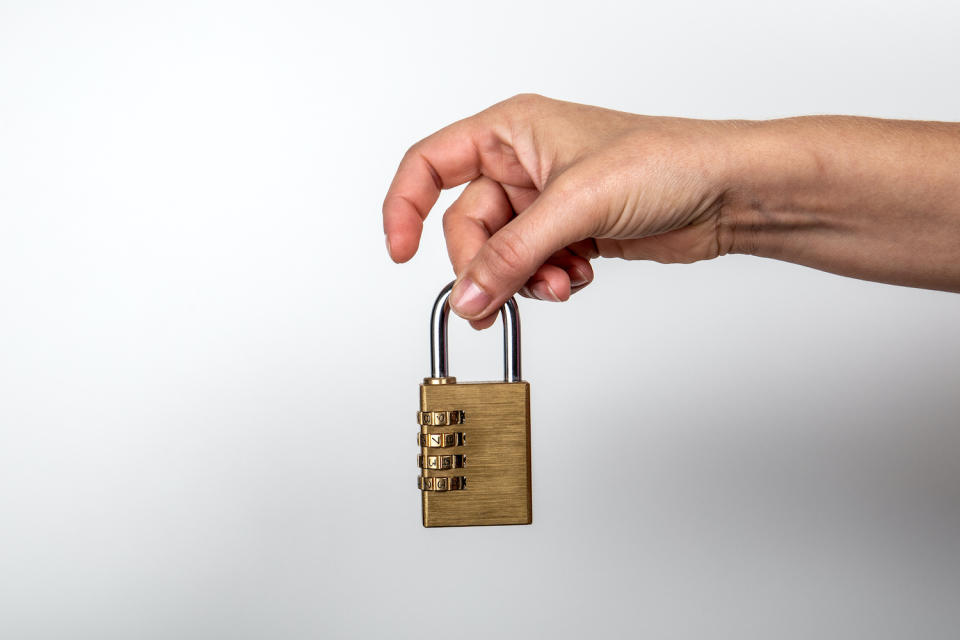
(382, 94, 740, 328)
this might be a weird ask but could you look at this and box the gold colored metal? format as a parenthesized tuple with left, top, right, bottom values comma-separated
(419, 380, 531, 527)
(417, 432, 466, 448)
(418, 476, 466, 491)
(416, 410, 465, 426)
(418, 454, 467, 470)
(423, 377, 456, 385)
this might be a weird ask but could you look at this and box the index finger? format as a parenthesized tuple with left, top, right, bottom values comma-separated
(382, 113, 497, 263)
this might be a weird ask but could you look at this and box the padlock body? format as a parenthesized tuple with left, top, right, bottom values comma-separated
(419, 380, 531, 527)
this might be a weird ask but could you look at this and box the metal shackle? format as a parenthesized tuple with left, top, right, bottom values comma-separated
(430, 281, 521, 382)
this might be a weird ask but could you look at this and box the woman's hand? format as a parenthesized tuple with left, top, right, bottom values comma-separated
(383, 95, 960, 328)
(382, 94, 741, 327)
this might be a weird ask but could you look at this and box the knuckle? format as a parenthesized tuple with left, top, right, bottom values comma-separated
(400, 144, 418, 167)
(498, 92, 546, 116)
(482, 227, 532, 279)
(402, 138, 427, 162)
(509, 92, 544, 105)
(441, 205, 457, 234)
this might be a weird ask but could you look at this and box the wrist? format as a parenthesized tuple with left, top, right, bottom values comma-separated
(716, 116, 960, 291)
(716, 118, 832, 260)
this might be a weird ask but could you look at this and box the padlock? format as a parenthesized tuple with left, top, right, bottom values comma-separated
(417, 281, 532, 527)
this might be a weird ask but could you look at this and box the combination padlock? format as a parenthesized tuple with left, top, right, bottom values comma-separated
(417, 281, 532, 527)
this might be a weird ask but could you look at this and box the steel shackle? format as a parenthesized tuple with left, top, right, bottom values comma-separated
(429, 281, 521, 382)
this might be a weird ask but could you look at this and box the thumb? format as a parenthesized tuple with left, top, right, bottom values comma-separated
(448, 178, 596, 320)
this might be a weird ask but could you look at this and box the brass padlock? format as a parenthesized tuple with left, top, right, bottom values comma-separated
(417, 281, 532, 527)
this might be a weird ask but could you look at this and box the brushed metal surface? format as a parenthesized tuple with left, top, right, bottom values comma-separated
(420, 380, 532, 527)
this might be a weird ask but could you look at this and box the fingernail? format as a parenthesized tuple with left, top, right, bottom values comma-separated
(384, 234, 393, 259)
(450, 278, 491, 317)
(530, 280, 561, 302)
(569, 267, 590, 287)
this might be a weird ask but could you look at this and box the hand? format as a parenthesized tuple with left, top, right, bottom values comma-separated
(384, 95, 960, 317)
(382, 94, 739, 328)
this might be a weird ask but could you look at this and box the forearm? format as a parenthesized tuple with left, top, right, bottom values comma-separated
(720, 116, 960, 292)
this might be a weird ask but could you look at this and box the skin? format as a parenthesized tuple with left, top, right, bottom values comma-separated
(383, 94, 960, 329)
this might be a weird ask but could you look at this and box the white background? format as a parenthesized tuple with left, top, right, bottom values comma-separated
(1, 1, 959, 638)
